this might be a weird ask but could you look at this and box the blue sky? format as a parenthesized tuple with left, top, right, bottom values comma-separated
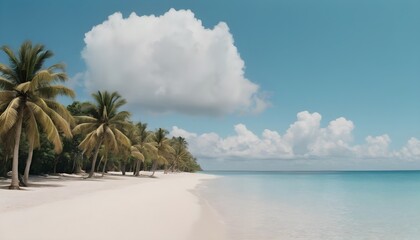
(2, 0, 420, 170)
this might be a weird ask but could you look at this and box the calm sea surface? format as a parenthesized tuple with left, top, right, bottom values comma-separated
(197, 171, 420, 240)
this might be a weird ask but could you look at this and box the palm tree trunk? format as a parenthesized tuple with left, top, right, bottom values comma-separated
(72, 152, 76, 172)
(121, 162, 126, 175)
(96, 156, 103, 172)
(74, 153, 83, 174)
(135, 160, 141, 176)
(88, 139, 103, 178)
(10, 110, 23, 190)
(101, 159, 107, 176)
(23, 143, 34, 186)
(150, 159, 158, 177)
(53, 156, 59, 174)
(101, 153, 108, 176)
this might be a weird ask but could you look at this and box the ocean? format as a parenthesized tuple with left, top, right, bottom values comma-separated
(196, 171, 420, 240)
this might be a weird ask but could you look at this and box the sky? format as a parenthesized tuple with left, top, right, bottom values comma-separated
(1, 0, 420, 170)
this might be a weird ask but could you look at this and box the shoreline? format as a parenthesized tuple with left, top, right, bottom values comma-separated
(189, 175, 228, 240)
(0, 171, 227, 240)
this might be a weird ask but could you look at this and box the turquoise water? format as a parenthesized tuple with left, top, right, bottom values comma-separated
(197, 171, 420, 240)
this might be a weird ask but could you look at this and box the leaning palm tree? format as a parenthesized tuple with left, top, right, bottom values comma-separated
(150, 128, 173, 177)
(72, 91, 131, 178)
(0, 41, 74, 189)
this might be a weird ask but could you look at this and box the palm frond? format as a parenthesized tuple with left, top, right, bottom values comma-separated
(157, 155, 168, 165)
(15, 82, 31, 92)
(104, 127, 118, 152)
(0, 97, 21, 134)
(113, 128, 131, 148)
(74, 115, 97, 124)
(1, 45, 19, 69)
(27, 101, 62, 153)
(130, 146, 145, 161)
(31, 97, 72, 137)
(43, 99, 75, 125)
(0, 76, 15, 90)
(79, 131, 98, 156)
(96, 123, 105, 137)
(109, 111, 130, 122)
(0, 90, 16, 102)
(47, 63, 66, 72)
(25, 108, 41, 149)
(36, 85, 75, 99)
(29, 70, 53, 89)
(72, 122, 97, 135)
(50, 72, 68, 82)
(144, 142, 158, 153)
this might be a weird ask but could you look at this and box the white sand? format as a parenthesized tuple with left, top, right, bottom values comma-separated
(0, 172, 228, 240)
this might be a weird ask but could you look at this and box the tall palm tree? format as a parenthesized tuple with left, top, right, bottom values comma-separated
(0, 41, 74, 189)
(150, 128, 173, 177)
(72, 91, 131, 178)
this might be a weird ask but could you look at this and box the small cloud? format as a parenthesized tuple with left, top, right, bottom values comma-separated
(397, 137, 420, 161)
(170, 126, 197, 139)
(66, 72, 86, 89)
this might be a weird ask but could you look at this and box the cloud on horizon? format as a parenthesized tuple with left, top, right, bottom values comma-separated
(81, 9, 267, 116)
(170, 111, 420, 162)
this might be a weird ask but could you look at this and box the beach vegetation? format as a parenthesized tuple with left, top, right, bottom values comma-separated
(150, 128, 174, 176)
(0, 41, 74, 189)
(73, 91, 131, 178)
(0, 41, 202, 189)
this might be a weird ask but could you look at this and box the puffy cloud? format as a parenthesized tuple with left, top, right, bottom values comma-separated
(82, 9, 266, 115)
(398, 137, 420, 160)
(170, 111, 420, 161)
(309, 117, 355, 157)
(362, 135, 392, 158)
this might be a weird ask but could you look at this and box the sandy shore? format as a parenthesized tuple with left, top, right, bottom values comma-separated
(0, 172, 227, 240)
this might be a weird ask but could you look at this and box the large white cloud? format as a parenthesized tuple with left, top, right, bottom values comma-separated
(81, 9, 266, 115)
(170, 111, 420, 161)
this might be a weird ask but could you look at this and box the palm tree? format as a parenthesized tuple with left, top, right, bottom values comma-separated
(130, 122, 156, 176)
(150, 128, 173, 177)
(72, 91, 131, 178)
(170, 136, 191, 172)
(0, 41, 74, 189)
(117, 142, 144, 176)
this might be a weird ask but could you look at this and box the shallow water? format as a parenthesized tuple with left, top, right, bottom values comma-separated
(197, 171, 420, 240)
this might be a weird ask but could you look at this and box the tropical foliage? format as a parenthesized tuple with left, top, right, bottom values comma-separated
(0, 41, 201, 189)
(0, 41, 74, 189)
(73, 91, 131, 178)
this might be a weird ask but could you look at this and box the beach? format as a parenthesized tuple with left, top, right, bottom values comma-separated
(0, 172, 227, 240)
